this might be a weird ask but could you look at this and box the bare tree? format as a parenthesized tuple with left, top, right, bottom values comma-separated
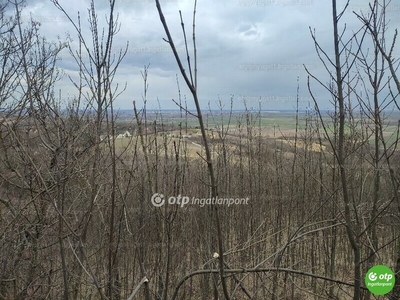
(51, 0, 128, 299)
(305, 0, 370, 298)
(154, 1, 230, 299)
(306, 1, 400, 299)
(355, 1, 400, 298)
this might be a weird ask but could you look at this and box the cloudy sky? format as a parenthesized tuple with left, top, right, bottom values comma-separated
(20, 0, 400, 111)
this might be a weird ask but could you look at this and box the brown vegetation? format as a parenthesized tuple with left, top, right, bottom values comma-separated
(1, 0, 400, 299)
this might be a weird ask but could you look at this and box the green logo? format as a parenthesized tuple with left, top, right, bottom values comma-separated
(365, 265, 395, 295)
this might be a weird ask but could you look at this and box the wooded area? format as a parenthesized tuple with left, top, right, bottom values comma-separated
(1, 0, 400, 299)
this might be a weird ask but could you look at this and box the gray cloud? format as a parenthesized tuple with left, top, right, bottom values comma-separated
(22, 0, 400, 111)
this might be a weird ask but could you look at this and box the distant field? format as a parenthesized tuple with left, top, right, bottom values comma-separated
(111, 109, 400, 155)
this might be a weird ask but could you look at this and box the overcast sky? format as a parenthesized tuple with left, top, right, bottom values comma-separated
(20, 0, 400, 111)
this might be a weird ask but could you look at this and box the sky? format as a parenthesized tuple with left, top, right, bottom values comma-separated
(19, 0, 400, 111)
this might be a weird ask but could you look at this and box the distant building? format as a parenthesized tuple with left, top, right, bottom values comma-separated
(123, 131, 132, 137)
(116, 131, 132, 139)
